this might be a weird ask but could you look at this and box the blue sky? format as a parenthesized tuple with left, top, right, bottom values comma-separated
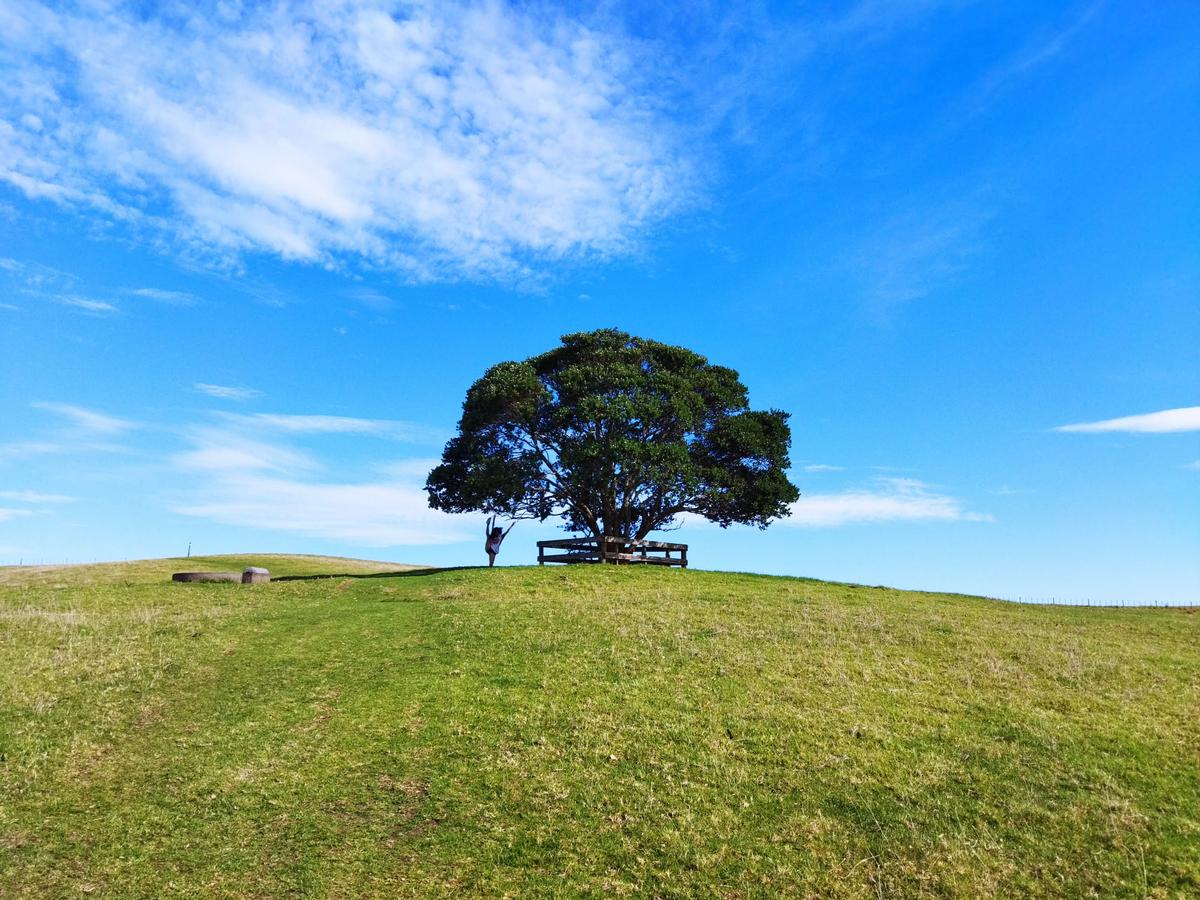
(1, 0, 1197, 603)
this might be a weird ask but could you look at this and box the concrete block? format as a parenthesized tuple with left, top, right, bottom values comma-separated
(242, 567, 270, 584)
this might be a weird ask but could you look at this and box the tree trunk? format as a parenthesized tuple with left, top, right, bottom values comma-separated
(599, 528, 630, 564)
(600, 529, 616, 564)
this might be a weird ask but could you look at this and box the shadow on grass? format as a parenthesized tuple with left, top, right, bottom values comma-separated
(272, 566, 485, 582)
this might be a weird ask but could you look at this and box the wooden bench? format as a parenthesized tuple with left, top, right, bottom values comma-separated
(537, 536, 688, 567)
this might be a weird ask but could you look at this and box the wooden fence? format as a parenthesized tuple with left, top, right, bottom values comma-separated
(537, 536, 688, 567)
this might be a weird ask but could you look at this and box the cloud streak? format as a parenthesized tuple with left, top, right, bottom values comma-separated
(1, 1, 692, 283)
(1053, 406, 1200, 434)
(194, 383, 263, 401)
(851, 197, 995, 318)
(782, 478, 990, 527)
(221, 412, 446, 443)
(174, 473, 469, 546)
(174, 428, 319, 475)
(965, 2, 1101, 112)
(57, 296, 118, 314)
(132, 287, 199, 306)
(0, 490, 75, 503)
(1, 403, 139, 463)
(31, 402, 137, 435)
(171, 420, 469, 545)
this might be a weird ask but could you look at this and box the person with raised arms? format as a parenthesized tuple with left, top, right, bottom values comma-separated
(484, 514, 515, 567)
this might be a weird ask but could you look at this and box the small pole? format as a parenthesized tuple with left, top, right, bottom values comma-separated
(187, 542, 191, 558)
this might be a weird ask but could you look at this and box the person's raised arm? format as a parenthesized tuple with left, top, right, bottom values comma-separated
(504, 520, 517, 537)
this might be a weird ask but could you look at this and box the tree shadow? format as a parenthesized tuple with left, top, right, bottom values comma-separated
(273, 566, 483, 582)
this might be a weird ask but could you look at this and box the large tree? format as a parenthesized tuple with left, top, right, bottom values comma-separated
(426, 329, 799, 548)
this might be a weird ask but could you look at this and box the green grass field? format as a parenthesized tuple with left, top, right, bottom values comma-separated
(1, 555, 1197, 897)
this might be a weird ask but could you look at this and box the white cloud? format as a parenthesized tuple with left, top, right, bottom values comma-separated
(782, 478, 990, 527)
(240, 414, 394, 434)
(32, 402, 137, 435)
(194, 383, 263, 401)
(851, 197, 994, 317)
(1, 1, 691, 283)
(0, 490, 75, 503)
(171, 424, 468, 545)
(0, 258, 85, 311)
(0, 507, 34, 523)
(345, 287, 397, 311)
(956, 2, 1101, 120)
(0, 441, 66, 461)
(1, 404, 136, 462)
(174, 472, 469, 545)
(132, 287, 199, 306)
(1053, 406, 1200, 434)
(224, 412, 446, 442)
(172, 412, 445, 488)
(375, 458, 441, 480)
(57, 296, 118, 313)
(801, 463, 844, 473)
(174, 427, 318, 475)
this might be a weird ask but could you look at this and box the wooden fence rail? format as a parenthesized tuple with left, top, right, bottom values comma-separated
(537, 536, 688, 567)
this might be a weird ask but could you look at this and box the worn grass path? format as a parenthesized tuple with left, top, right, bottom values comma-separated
(1, 555, 1197, 897)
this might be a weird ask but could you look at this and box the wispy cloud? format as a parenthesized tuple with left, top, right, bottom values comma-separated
(782, 478, 990, 527)
(0, 257, 89, 311)
(345, 287, 398, 311)
(2, 403, 139, 462)
(375, 458, 441, 480)
(1187, 460, 1200, 471)
(801, 463, 844, 473)
(2, 1, 692, 283)
(171, 423, 468, 545)
(31, 402, 137, 435)
(0, 508, 34, 523)
(955, 1, 1102, 120)
(0, 259, 119, 313)
(131, 287, 199, 306)
(174, 473, 469, 546)
(987, 486, 1025, 496)
(194, 383, 263, 401)
(56, 296, 118, 314)
(1053, 406, 1200, 434)
(0, 441, 66, 462)
(223, 412, 446, 443)
(174, 427, 319, 475)
(849, 195, 995, 319)
(0, 490, 75, 503)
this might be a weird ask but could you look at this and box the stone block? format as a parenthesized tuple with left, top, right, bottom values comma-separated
(242, 567, 270, 584)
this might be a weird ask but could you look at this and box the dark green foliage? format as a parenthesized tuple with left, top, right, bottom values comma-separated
(426, 329, 800, 540)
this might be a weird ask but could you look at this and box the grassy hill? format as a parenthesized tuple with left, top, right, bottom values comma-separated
(1, 555, 1196, 897)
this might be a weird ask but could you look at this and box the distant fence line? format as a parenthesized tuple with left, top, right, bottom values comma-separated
(995, 597, 1194, 608)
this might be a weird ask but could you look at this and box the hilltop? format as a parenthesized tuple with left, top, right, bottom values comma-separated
(1, 555, 1196, 896)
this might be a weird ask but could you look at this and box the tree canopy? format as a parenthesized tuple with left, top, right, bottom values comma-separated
(426, 329, 800, 543)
